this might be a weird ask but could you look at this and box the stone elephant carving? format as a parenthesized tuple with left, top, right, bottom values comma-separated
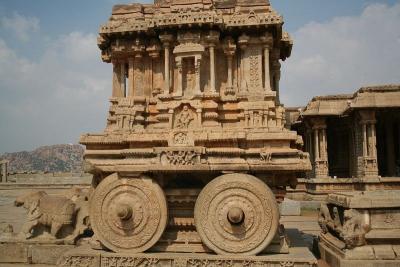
(14, 189, 90, 242)
(318, 203, 343, 234)
(341, 209, 370, 249)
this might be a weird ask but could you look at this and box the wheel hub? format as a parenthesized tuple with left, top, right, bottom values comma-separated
(227, 207, 244, 224)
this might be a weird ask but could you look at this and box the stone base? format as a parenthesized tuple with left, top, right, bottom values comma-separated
(319, 233, 400, 267)
(280, 199, 301, 216)
(58, 247, 317, 267)
(57, 229, 317, 267)
(0, 230, 317, 267)
(0, 241, 74, 265)
(287, 177, 400, 202)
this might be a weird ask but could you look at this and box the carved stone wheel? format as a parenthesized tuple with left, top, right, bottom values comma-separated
(90, 173, 168, 253)
(194, 173, 279, 255)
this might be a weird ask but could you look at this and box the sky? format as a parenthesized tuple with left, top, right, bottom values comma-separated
(0, 0, 399, 153)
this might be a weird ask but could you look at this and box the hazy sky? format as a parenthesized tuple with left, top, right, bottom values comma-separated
(0, 0, 399, 153)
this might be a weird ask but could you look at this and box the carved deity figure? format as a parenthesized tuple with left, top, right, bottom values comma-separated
(175, 105, 194, 129)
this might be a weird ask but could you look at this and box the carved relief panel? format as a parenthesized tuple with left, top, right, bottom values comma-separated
(244, 45, 263, 92)
(173, 104, 197, 129)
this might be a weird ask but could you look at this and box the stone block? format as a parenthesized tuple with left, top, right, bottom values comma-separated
(373, 245, 396, 260)
(31, 245, 74, 264)
(344, 246, 374, 260)
(280, 198, 301, 216)
(0, 243, 28, 263)
(393, 245, 400, 258)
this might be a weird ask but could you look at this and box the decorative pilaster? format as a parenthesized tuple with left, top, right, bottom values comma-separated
(206, 31, 220, 94)
(134, 54, 143, 96)
(120, 61, 127, 97)
(112, 60, 124, 97)
(159, 33, 174, 95)
(223, 37, 237, 96)
(209, 44, 216, 93)
(147, 40, 161, 96)
(175, 58, 183, 97)
(194, 56, 202, 95)
(128, 58, 135, 97)
(132, 39, 145, 96)
(271, 49, 281, 103)
(260, 34, 273, 92)
(238, 34, 250, 92)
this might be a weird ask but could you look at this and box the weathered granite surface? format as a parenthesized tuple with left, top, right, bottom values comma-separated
(318, 190, 400, 267)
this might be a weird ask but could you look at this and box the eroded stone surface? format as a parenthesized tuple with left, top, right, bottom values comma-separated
(78, 0, 310, 256)
(318, 190, 400, 266)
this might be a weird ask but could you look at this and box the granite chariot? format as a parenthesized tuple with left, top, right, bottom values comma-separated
(80, 0, 311, 256)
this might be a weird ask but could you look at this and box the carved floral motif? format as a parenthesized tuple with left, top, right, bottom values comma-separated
(165, 151, 197, 165)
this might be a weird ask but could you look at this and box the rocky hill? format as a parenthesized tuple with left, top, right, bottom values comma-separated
(0, 144, 84, 173)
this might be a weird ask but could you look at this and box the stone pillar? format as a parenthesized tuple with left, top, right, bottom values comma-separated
(175, 57, 183, 97)
(223, 37, 237, 96)
(227, 55, 233, 89)
(260, 34, 273, 92)
(120, 61, 127, 97)
(134, 54, 144, 96)
(314, 128, 320, 160)
(238, 34, 250, 92)
(209, 44, 216, 94)
(1, 161, 8, 183)
(164, 45, 170, 94)
(358, 110, 378, 178)
(159, 34, 174, 95)
(385, 118, 396, 176)
(112, 60, 124, 97)
(194, 56, 202, 95)
(128, 57, 135, 97)
(311, 118, 329, 178)
(263, 46, 272, 92)
(271, 49, 281, 103)
(147, 40, 161, 96)
(206, 31, 220, 94)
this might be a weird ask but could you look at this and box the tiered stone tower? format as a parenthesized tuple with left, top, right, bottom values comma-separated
(80, 0, 311, 257)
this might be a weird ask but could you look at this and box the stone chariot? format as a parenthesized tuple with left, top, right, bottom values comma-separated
(80, 0, 311, 256)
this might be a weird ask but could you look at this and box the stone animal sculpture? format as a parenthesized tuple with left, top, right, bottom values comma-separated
(341, 209, 370, 248)
(14, 190, 90, 241)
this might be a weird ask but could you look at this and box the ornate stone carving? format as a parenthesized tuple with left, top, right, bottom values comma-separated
(174, 132, 189, 145)
(14, 188, 90, 242)
(58, 255, 97, 267)
(341, 209, 369, 248)
(90, 173, 168, 253)
(175, 105, 195, 129)
(194, 174, 279, 255)
(163, 150, 197, 165)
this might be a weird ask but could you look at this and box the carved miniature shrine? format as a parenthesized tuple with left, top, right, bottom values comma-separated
(79, 0, 311, 258)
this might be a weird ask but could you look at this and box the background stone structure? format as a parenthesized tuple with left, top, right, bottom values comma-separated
(0, 160, 9, 183)
(286, 84, 400, 198)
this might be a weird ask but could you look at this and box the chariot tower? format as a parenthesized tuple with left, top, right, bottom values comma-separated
(81, 0, 311, 256)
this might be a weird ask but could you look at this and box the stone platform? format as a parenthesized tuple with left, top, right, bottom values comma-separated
(318, 190, 400, 267)
(319, 233, 400, 267)
(0, 229, 317, 267)
(58, 247, 317, 267)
